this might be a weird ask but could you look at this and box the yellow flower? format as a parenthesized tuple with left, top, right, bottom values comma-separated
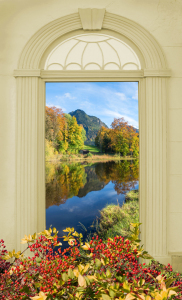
(30, 291, 47, 300)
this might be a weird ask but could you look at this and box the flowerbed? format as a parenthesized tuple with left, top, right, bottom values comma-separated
(0, 224, 182, 300)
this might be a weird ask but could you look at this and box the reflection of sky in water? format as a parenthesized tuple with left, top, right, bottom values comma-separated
(46, 180, 139, 247)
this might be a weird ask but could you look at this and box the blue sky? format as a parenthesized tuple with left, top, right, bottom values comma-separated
(46, 82, 138, 128)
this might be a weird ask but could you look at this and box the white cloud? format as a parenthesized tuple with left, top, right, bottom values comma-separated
(132, 90, 138, 100)
(102, 109, 138, 127)
(55, 93, 76, 101)
(115, 92, 127, 101)
(46, 103, 66, 111)
(64, 93, 76, 99)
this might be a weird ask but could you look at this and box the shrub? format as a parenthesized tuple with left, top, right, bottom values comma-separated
(45, 139, 57, 160)
(61, 154, 69, 161)
(0, 224, 181, 299)
(0, 239, 10, 274)
(87, 152, 93, 157)
(125, 190, 139, 202)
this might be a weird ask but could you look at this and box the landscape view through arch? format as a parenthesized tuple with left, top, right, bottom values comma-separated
(45, 82, 139, 248)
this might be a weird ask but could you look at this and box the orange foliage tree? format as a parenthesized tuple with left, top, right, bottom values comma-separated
(95, 117, 139, 157)
(45, 107, 86, 154)
(95, 126, 111, 153)
(45, 106, 66, 150)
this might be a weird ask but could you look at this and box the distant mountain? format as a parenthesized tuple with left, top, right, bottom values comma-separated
(69, 109, 108, 144)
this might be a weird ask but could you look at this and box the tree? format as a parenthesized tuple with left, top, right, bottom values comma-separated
(130, 134, 139, 157)
(67, 116, 85, 153)
(95, 126, 111, 153)
(95, 117, 139, 157)
(45, 106, 65, 150)
(60, 114, 86, 154)
(110, 117, 138, 157)
(45, 109, 86, 154)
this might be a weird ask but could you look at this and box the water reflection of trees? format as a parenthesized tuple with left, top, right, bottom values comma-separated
(95, 160, 139, 194)
(46, 160, 139, 208)
(46, 162, 87, 208)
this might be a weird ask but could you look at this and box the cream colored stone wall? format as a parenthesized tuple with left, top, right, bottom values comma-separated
(0, 0, 182, 268)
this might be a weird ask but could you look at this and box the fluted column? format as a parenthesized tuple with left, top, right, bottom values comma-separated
(140, 77, 168, 263)
(16, 76, 45, 251)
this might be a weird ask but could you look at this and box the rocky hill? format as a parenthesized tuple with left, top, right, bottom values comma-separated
(69, 109, 108, 144)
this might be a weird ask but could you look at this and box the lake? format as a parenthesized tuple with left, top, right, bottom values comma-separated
(46, 159, 139, 247)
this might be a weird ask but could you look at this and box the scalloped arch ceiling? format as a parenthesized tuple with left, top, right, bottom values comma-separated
(44, 34, 141, 71)
(17, 12, 168, 70)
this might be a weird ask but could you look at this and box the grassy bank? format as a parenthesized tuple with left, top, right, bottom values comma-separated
(83, 144, 100, 152)
(61, 153, 135, 162)
(46, 153, 136, 163)
(45, 141, 139, 162)
(90, 189, 139, 242)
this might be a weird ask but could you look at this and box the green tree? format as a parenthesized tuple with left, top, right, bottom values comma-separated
(62, 114, 86, 154)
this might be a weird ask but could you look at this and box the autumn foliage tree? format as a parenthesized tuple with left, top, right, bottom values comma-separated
(95, 117, 139, 157)
(45, 106, 65, 150)
(66, 114, 86, 154)
(95, 126, 111, 153)
(45, 106, 86, 156)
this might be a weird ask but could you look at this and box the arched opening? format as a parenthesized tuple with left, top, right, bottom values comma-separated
(14, 12, 171, 265)
(44, 32, 140, 244)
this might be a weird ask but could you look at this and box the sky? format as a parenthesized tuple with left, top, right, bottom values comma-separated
(46, 82, 138, 128)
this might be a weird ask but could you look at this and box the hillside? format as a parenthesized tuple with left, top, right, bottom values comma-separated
(69, 109, 108, 144)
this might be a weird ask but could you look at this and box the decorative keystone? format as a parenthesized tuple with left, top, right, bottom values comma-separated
(78, 8, 105, 30)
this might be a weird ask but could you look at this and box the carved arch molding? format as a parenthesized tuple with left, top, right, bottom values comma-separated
(14, 9, 171, 264)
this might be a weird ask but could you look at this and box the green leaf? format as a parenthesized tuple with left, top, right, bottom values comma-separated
(140, 253, 153, 259)
(95, 258, 102, 268)
(102, 294, 111, 300)
(85, 276, 90, 286)
(62, 272, 68, 282)
(104, 257, 110, 265)
(101, 271, 106, 279)
(169, 286, 180, 292)
(115, 282, 120, 290)
(20, 285, 31, 294)
(123, 281, 130, 293)
(34, 282, 41, 288)
(116, 275, 124, 283)
(165, 277, 175, 289)
(106, 268, 111, 278)
(22, 296, 30, 300)
(109, 289, 116, 298)
(36, 257, 42, 264)
(68, 267, 74, 279)
(76, 287, 85, 292)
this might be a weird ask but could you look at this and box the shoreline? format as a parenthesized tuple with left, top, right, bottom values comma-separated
(86, 189, 139, 242)
(46, 153, 139, 163)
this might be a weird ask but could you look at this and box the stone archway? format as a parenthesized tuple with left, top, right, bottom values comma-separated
(14, 10, 171, 264)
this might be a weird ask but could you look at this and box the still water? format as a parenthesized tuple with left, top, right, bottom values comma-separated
(46, 160, 139, 246)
